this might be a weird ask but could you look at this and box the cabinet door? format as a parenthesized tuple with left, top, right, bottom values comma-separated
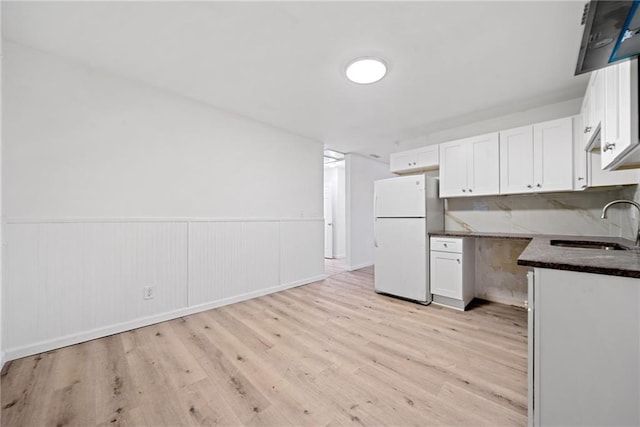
(415, 145, 439, 169)
(533, 118, 573, 192)
(500, 125, 535, 194)
(389, 151, 417, 173)
(527, 271, 536, 427)
(590, 70, 604, 140)
(429, 251, 462, 299)
(439, 140, 468, 197)
(581, 80, 593, 146)
(534, 268, 640, 426)
(572, 115, 588, 190)
(467, 133, 500, 196)
(602, 59, 639, 169)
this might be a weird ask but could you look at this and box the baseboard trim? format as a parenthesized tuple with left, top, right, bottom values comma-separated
(3, 274, 327, 362)
(346, 262, 373, 271)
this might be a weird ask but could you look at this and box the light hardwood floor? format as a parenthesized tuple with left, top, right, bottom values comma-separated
(1, 267, 527, 426)
(324, 258, 347, 277)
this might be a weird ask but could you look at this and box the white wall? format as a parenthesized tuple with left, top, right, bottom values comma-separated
(4, 42, 321, 219)
(345, 154, 394, 270)
(2, 42, 324, 360)
(399, 98, 582, 150)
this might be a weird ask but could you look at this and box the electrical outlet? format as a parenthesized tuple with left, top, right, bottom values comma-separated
(143, 286, 154, 300)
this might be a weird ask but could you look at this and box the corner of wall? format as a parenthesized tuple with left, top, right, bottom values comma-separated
(344, 155, 353, 268)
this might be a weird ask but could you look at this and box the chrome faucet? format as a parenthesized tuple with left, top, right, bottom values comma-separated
(601, 199, 640, 246)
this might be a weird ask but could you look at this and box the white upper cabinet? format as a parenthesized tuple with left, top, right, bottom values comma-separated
(590, 151, 640, 186)
(583, 70, 605, 146)
(581, 76, 594, 145)
(574, 115, 639, 188)
(389, 145, 439, 173)
(439, 133, 500, 198)
(573, 115, 588, 190)
(533, 118, 574, 192)
(581, 70, 604, 147)
(500, 118, 573, 195)
(592, 70, 605, 138)
(500, 125, 535, 194)
(390, 151, 417, 173)
(439, 140, 468, 197)
(601, 59, 639, 169)
(415, 145, 439, 169)
(467, 133, 501, 196)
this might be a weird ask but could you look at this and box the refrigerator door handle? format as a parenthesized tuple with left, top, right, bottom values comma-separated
(374, 193, 378, 216)
(374, 218, 378, 247)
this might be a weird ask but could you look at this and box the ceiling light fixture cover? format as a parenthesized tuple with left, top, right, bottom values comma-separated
(345, 57, 387, 84)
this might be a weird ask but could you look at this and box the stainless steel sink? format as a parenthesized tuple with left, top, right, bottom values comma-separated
(550, 240, 630, 251)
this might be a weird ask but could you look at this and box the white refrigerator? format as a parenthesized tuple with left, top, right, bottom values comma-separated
(374, 174, 443, 303)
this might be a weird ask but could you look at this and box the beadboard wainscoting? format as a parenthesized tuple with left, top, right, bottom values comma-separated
(3, 218, 324, 361)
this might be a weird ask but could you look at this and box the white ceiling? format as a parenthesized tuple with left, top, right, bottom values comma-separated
(2, 1, 589, 161)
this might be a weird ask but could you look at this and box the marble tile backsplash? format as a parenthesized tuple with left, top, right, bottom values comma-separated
(444, 186, 638, 307)
(445, 187, 636, 238)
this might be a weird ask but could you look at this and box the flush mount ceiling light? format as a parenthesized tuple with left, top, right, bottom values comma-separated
(345, 57, 387, 84)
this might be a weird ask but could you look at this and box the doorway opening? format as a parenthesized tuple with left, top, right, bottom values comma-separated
(324, 150, 346, 277)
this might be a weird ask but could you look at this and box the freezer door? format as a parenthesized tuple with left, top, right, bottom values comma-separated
(374, 218, 429, 302)
(375, 175, 425, 218)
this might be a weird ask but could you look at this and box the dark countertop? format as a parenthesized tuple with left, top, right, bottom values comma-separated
(429, 231, 640, 279)
(429, 230, 534, 240)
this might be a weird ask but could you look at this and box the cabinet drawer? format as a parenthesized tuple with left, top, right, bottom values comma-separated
(430, 237, 462, 253)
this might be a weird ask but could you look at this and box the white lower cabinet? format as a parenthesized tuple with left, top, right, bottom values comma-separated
(429, 237, 474, 310)
(528, 268, 640, 426)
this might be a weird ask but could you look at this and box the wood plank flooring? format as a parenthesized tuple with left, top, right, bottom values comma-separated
(324, 258, 347, 277)
(1, 266, 528, 426)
